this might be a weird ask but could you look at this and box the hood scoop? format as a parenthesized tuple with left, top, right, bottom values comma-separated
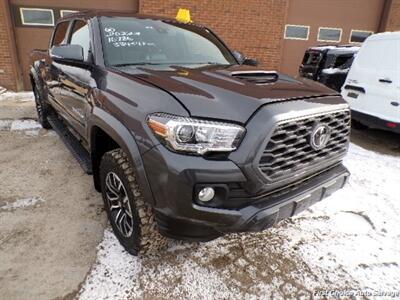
(230, 70, 279, 85)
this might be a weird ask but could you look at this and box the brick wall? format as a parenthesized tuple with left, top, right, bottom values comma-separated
(139, 0, 289, 70)
(0, 0, 20, 90)
(386, 0, 400, 31)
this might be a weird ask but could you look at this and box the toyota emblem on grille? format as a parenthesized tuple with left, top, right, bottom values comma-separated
(310, 123, 331, 150)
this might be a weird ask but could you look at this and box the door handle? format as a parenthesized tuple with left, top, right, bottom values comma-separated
(379, 78, 392, 84)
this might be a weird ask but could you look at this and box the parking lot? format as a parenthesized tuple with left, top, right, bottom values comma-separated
(1, 93, 400, 300)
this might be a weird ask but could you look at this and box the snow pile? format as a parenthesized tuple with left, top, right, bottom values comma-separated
(79, 229, 142, 300)
(333, 46, 360, 52)
(0, 119, 13, 130)
(322, 67, 349, 74)
(0, 119, 43, 136)
(0, 91, 34, 102)
(78, 143, 400, 299)
(10, 120, 42, 131)
(310, 46, 337, 51)
(1, 197, 44, 210)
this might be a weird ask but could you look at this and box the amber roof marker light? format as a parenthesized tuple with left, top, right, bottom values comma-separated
(176, 8, 192, 23)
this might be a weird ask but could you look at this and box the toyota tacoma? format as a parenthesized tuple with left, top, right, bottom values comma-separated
(30, 11, 350, 255)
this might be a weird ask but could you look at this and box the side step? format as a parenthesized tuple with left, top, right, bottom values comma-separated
(47, 115, 93, 174)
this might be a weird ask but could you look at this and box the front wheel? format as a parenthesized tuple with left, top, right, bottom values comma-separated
(32, 80, 51, 129)
(99, 149, 168, 256)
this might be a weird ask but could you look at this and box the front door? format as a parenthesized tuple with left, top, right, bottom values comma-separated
(57, 19, 96, 141)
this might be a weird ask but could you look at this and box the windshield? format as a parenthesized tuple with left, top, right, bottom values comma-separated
(100, 17, 237, 66)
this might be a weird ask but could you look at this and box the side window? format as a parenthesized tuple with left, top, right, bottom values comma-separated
(52, 22, 70, 46)
(70, 20, 90, 61)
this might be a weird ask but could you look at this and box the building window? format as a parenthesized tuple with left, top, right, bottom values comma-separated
(20, 8, 54, 26)
(61, 10, 78, 17)
(317, 27, 342, 42)
(284, 25, 310, 40)
(350, 30, 373, 43)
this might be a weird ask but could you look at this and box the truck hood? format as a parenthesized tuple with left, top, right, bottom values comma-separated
(116, 64, 338, 123)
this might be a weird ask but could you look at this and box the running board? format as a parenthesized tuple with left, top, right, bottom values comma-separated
(47, 115, 93, 174)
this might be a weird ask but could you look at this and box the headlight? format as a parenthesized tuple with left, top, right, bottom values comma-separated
(147, 113, 245, 155)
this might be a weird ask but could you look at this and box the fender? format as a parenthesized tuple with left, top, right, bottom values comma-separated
(29, 66, 39, 85)
(88, 107, 156, 206)
(29, 65, 42, 94)
(29, 63, 49, 103)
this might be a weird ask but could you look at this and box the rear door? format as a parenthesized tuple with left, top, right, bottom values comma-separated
(344, 37, 400, 122)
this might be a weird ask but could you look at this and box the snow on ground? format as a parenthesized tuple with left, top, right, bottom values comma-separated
(0, 90, 34, 102)
(0, 119, 13, 130)
(0, 119, 42, 135)
(10, 119, 42, 131)
(1, 197, 44, 211)
(79, 143, 400, 299)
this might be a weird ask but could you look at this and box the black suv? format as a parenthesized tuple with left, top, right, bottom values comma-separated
(299, 45, 359, 91)
(30, 11, 350, 255)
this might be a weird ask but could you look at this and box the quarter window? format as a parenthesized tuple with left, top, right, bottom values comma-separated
(70, 20, 90, 61)
(284, 25, 309, 40)
(350, 30, 373, 43)
(318, 27, 342, 42)
(52, 22, 70, 46)
(20, 8, 54, 26)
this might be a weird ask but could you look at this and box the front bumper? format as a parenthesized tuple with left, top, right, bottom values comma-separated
(142, 144, 349, 241)
(142, 99, 350, 241)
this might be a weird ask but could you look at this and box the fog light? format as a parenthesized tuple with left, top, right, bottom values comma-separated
(198, 187, 215, 202)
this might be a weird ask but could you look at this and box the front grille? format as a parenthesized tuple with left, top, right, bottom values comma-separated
(259, 110, 350, 182)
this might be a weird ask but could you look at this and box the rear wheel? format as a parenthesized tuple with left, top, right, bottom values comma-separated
(99, 149, 168, 256)
(32, 80, 51, 129)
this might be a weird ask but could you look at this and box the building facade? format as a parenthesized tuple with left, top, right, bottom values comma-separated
(0, 0, 399, 91)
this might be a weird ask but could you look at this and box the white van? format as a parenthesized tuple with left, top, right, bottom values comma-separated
(341, 32, 400, 133)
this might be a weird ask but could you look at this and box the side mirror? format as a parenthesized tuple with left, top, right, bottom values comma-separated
(232, 50, 245, 64)
(50, 45, 84, 62)
(232, 50, 258, 66)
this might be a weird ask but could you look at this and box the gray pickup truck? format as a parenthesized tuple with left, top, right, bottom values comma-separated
(30, 10, 350, 256)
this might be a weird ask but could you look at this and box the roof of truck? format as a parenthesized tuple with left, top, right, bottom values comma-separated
(57, 10, 198, 26)
(309, 45, 360, 55)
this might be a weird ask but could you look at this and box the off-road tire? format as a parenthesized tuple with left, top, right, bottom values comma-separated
(32, 79, 52, 129)
(99, 148, 168, 256)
